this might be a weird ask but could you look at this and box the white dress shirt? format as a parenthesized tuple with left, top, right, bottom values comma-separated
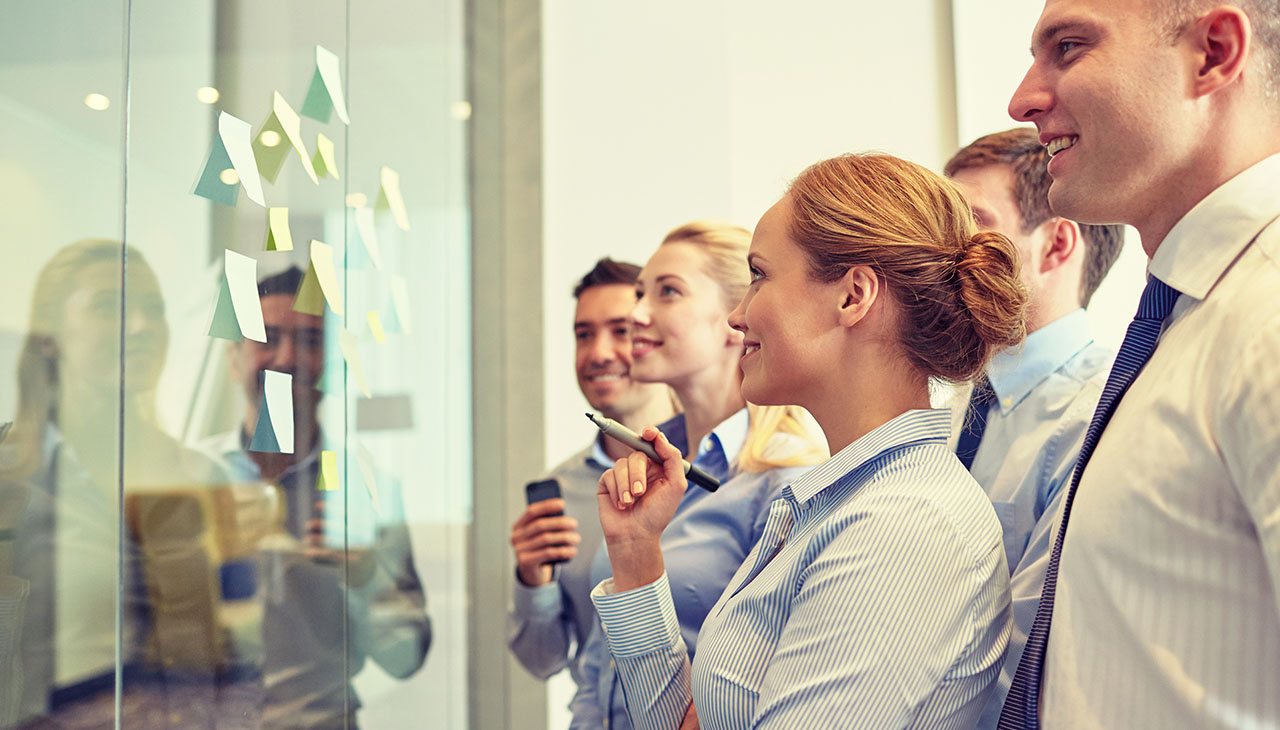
(1042, 153, 1280, 729)
(593, 410, 1011, 730)
(945, 310, 1112, 729)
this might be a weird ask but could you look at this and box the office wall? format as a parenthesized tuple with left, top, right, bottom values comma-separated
(541, 0, 962, 468)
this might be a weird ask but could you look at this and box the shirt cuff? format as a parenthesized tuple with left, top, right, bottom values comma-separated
(591, 572, 680, 659)
(512, 572, 563, 619)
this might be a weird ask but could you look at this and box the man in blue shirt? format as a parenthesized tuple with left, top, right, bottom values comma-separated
(507, 259, 675, 690)
(942, 127, 1123, 729)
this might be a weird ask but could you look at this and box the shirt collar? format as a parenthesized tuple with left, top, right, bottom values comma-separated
(787, 408, 951, 506)
(702, 407, 749, 466)
(588, 433, 612, 470)
(986, 309, 1094, 413)
(1151, 152, 1280, 300)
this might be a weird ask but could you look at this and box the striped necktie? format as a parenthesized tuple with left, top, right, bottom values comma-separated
(998, 276, 1181, 729)
(955, 377, 995, 471)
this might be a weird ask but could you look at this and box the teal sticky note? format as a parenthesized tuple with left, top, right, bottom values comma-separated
(208, 277, 244, 341)
(300, 70, 332, 123)
(193, 135, 239, 207)
(248, 394, 281, 453)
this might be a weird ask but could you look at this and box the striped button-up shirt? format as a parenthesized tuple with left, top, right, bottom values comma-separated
(592, 409, 1011, 730)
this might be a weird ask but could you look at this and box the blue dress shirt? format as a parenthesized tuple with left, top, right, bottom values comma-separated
(944, 310, 1112, 729)
(570, 409, 809, 730)
(593, 409, 1011, 730)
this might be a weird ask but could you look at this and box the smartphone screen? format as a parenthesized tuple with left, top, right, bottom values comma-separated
(524, 478, 567, 566)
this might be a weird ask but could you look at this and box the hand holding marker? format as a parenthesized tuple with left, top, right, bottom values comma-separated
(585, 412, 721, 492)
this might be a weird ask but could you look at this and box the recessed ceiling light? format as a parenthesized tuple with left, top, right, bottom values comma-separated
(219, 169, 240, 185)
(84, 93, 110, 111)
(196, 86, 220, 104)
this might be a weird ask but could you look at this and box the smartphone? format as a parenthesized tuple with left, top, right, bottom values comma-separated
(524, 478, 568, 566)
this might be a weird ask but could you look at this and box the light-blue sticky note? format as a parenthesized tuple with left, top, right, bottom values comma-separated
(208, 276, 243, 340)
(193, 134, 239, 207)
(300, 45, 350, 125)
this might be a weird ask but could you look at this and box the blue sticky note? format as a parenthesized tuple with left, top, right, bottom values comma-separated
(248, 393, 281, 452)
(193, 135, 239, 207)
(208, 277, 244, 341)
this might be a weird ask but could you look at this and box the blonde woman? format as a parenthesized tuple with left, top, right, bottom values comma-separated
(570, 221, 827, 730)
(595, 155, 1025, 729)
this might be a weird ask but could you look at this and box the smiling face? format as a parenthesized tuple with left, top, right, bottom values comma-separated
(728, 196, 842, 409)
(229, 293, 326, 423)
(630, 243, 743, 388)
(572, 283, 653, 415)
(59, 259, 169, 395)
(1008, 0, 1197, 229)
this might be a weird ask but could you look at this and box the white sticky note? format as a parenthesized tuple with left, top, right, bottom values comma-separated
(310, 240, 344, 316)
(356, 443, 380, 514)
(224, 250, 266, 342)
(272, 91, 318, 184)
(263, 370, 295, 454)
(390, 274, 412, 335)
(338, 327, 371, 397)
(377, 166, 410, 231)
(316, 45, 350, 124)
(354, 207, 382, 270)
(367, 310, 387, 343)
(218, 112, 265, 207)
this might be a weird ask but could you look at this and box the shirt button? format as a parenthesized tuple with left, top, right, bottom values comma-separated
(1002, 398, 1012, 408)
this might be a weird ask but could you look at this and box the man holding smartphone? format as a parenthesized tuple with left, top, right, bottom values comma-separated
(507, 258, 675, 689)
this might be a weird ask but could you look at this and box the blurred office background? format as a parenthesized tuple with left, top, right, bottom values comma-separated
(0, 1, 1144, 729)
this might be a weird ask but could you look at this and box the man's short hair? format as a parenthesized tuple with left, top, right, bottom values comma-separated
(1163, 0, 1279, 101)
(945, 128, 1124, 306)
(572, 258, 643, 299)
(259, 266, 306, 298)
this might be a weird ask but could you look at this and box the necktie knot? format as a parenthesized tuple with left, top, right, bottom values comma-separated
(1135, 276, 1181, 322)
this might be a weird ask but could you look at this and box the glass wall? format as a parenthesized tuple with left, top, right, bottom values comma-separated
(0, 1, 470, 728)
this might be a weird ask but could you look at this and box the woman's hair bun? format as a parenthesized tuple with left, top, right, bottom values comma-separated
(956, 229, 1027, 358)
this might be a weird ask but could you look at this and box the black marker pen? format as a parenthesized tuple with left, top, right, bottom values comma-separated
(586, 412, 721, 492)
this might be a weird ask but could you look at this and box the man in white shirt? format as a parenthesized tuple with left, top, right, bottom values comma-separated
(943, 127, 1123, 730)
(506, 259, 674, 686)
(1001, 1, 1280, 728)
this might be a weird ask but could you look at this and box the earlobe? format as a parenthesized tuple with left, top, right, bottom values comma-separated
(1192, 8, 1250, 96)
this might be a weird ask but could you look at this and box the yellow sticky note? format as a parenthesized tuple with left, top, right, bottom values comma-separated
(317, 450, 340, 491)
(265, 207, 293, 251)
(313, 133, 340, 180)
(312, 240, 343, 315)
(254, 91, 318, 185)
(338, 327, 371, 398)
(376, 166, 410, 231)
(368, 311, 387, 343)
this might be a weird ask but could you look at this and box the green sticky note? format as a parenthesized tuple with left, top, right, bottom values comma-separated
(313, 132, 339, 179)
(208, 277, 244, 341)
(193, 135, 239, 207)
(292, 262, 326, 315)
(300, 70, 333, 124)
(266, 207, 293, 251)
(317, 450, 340, 491)
(248, 394, 281, 453)
(253, 115, 291, 183)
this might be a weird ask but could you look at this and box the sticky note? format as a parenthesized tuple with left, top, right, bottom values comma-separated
(209, 250, 267, 342)
(338, 327, 371, 398)
(390, 275, 412, 335)
(367, 311, 387, 343)
(249, 370, 295, 454)
(356, 394, 414, 431)
(193, 132, 239, 206)
(356, 443, 380, 514)
(317, 450, 340, 491)
(218, 112, 266, 207)
(253, 91, 318, 185)
(354, 207, 382, 270)
(300, 45, 350, 125)
(376, 166, 410, 231)
(265, 207, 293, 251)
(313, 133, 340, 179)
(293, 240, 344, 316)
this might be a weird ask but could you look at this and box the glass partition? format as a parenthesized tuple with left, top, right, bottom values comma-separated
(0, 1, 470, 728)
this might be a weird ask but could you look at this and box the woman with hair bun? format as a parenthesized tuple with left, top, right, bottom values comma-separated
(592, 153, 1026, 730)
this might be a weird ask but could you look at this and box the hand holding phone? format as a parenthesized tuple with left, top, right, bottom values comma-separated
(510, 478, 581, 587)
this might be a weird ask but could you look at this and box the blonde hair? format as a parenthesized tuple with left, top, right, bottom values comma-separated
(660, 221, 828, 473)
(787, 154, 1026, 383)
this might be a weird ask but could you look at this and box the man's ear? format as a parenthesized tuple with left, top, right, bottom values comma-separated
(837, 265, 879, 328)
(1039, 217, 1081, 274)
(1190, 7, 1251, 98)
